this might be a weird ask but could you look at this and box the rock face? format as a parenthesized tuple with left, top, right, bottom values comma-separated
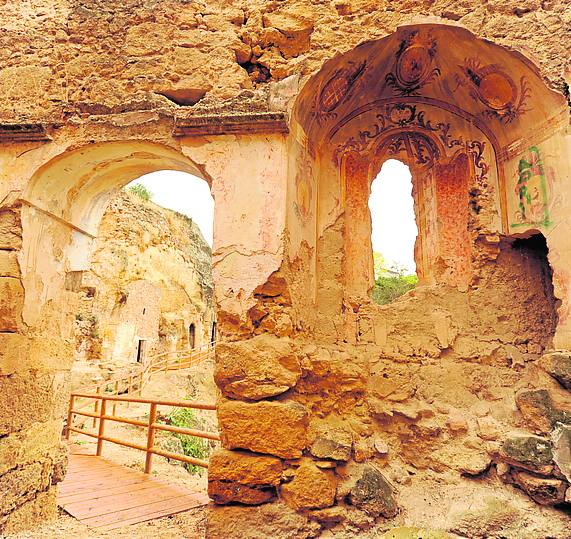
(208, 449, 283, 505)
(347, 464, 398, 518)
(72, 191, 215, 385)
(541, 352, 571, 390)
(218, 400, 309, 459)
(281, 459, 337, 510)
(214, 334, 301, 400)
(500, 436, 554, 475)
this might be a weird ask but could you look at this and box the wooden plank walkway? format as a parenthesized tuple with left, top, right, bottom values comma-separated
(58, 452, 209, 530)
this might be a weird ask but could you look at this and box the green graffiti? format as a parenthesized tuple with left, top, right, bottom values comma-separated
(511, 146, 552, 228)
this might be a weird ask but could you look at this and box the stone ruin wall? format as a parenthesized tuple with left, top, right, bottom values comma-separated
(0, 1, 570, 537)
(73, 190, 215, 388)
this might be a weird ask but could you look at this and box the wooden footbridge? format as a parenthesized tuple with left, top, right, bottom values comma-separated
(61, 345, 218, 530)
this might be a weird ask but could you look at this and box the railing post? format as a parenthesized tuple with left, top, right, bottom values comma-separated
(93, 386, 101, 428)
(144, 402, 157, 474)
(66, 394, 75, 440)
(127, 375, 132, 408)
(96, 398, 107, 456)
(113, 380, 119, 415)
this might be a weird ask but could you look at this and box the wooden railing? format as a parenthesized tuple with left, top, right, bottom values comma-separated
(72, 344, 215, 424)
(66, 393, 219, 471)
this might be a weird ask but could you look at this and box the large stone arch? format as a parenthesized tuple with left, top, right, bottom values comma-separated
(0, 121, 289, 532)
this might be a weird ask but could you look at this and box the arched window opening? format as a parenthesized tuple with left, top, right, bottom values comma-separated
(189, 323, 196, 350)
(369, 159, 418, 305)
(74, 170, 215, 368)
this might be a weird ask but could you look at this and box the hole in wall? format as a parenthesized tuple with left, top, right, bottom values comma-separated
(369, 159, 418, 305)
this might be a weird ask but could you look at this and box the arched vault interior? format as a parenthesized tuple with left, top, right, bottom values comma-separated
(19, 141, 209, 327)
(286, 23, 569, 344)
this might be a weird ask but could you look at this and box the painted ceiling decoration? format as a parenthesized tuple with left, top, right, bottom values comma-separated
(333, 102, 489, 182)
(294, 24, 565, 157)
(455, 58, 531, 123)
(311, 60, 367, 124)
(384, 30, 441, 96)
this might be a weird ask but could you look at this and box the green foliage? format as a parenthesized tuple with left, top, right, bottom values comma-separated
(372, 273, 418, 305)
(373, 251, 386, 279)
(166, 407, 209, 474)
(127, 183, 153, 202)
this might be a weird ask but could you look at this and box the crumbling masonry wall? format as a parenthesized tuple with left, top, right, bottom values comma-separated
(0, 1, 570, 537)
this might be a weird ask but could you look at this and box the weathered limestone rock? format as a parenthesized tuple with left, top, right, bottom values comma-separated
(477, 416, 503, 441)
(552, 425, 571, 482)
(0, 462, 52, 517)
(0, 251, 19, 277)
(509, 470, 567, 506)
(0, 373, 68, 436)
(449, 496, 524, 538)
(500, 435, 554, 475)
(0, 277, 24, 332)
(208, 448, 283, 505)
(541, 352, 571, 390)
(261, 6, 315, 58)
(218, 400, 308, 459)
(347, 464, 398, 518)
(207, 502, 319, 539)
(0, 489, 57, 535)
(0, 210, 22, 250)
(380, 528, 454, 539)
(515, 389, 571, 434)
(215, 334, 301, 400)
(0, 420, 63, 475)
(433, 438, 492, 476)
(281, 459, 337, 510)
(309, 420, 352, 461)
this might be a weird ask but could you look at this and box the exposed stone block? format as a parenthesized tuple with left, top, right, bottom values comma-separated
(309, 421, 352, 461)
(0, 251, 19, 277)
(540, 352, 571, 390)
(281, 459, 337, 510)
(208, 448, 282, 505)
(0, 419, 63, 475)
(0, 462, 51, 517)
(215, 334, 301, 400)
(0, 488, 56, 535)
(0, 277, 24, 331)
(0, 209, 22, 250)
(509, 470, 567, 506)
(218, 399, 308, 459)
(552, 425, 571, 482)
(500, 435, 554, 475)
(347, 464, 398, 518)
(516, 389, 571, 434)
(207, 502, 319, 539)
(0, 372, 69, 436)
(0, 333, 29, 375)
(209, 480, 276, 505)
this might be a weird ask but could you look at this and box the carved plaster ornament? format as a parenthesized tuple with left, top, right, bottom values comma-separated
(334, 103, 489, 183)
(385, 31, 441, 96)
(456, 58, 531, 123)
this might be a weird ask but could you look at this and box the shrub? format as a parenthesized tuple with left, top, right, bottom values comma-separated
(372, 273, 418, 305)
(127, 183, 152, 202)
(166, 407, 209, 474)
